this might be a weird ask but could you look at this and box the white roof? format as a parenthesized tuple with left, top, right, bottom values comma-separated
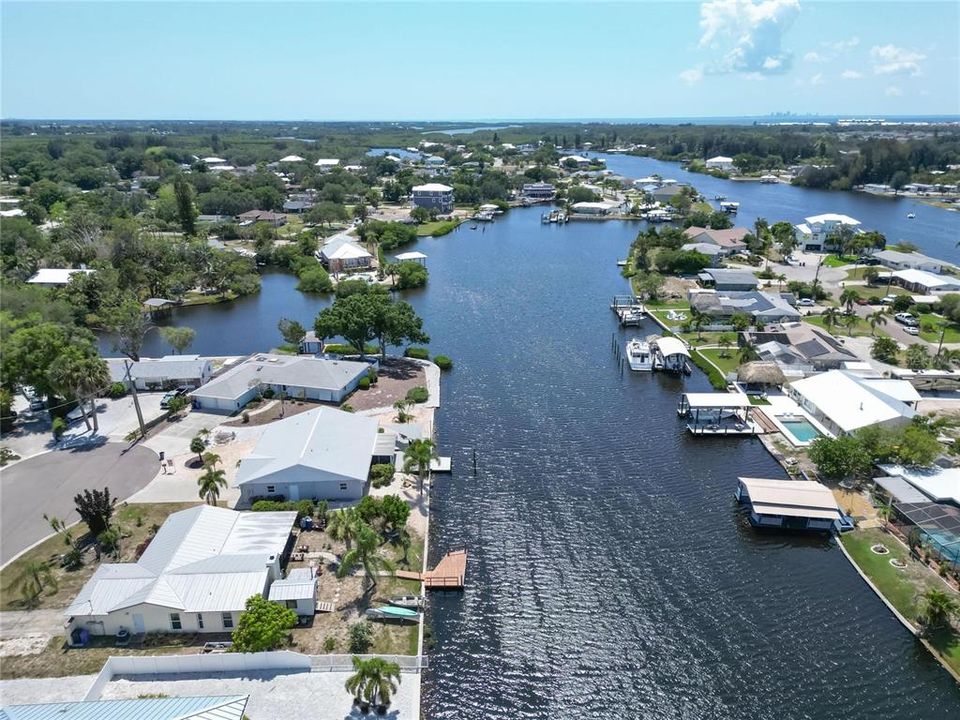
(315, 158, 340, 166)
(190, 354, 369, 402)
(235, 406, 379, 487)
(279, 154, 305, 163)
(324, 241, 372, 261)
(572, 201, 616, 210)
(0, 696, 249, 720)
(201, 156, 227, 163)
(26, 268, 94, 285)
(878, 464, 960, 505)
(739, 477, 841, 520)
(412, 183, 453, 192)
(874, 249, 943, 266)
(395, 251, 428, 261)
(655, 336, 691, 359)
(0, 208, 26, 217)
(683, 393, 753, 409)
(789, 370, 915, 433)
(559, 155, 590, 163)
(804, 213, 860, 226)
(268, 568, 315, 601)
(892, 268, 960, 289)
(860, 378, 920, 404)
(65, 506, 295, 617)
(681, 242, 724, 255)
(706, 156, 733, 163)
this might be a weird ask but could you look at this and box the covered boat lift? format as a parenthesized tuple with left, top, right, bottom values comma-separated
(678, 392, 760, 435)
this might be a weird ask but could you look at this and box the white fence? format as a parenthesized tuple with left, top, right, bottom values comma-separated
(310, 654, 427, 673)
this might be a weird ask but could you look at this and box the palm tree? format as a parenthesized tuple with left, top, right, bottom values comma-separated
(876, 505, 892, 529)
(917, 588, 958, 635)
(842, 313, 858, 337)
(345, 656, 402, 711)
(718, 333, 733, 358)
(19, 560, 57, 607)
(336, 522, 395, 587)
(821, 307, 841, 334)
(197, 465, 227, 505)
(839, 288, 861, 314)
(327, 507, 361, 551)
(863, 266, 880, 286)
(738, 342, 758, 364)
(404, 439, 437, 494)
(190, 435, 206, 464)
(868, 310, 888, 336)
(776, 273, 787, 291)
(202, 451, 221, 468)
(692, 312, 708, 340)
(47, 354, 111, 432)
(393, 399, 412, 423)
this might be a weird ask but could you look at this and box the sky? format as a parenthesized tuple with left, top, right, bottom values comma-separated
(1, 0, 958, 120)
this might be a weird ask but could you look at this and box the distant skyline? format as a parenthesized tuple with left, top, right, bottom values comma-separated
(2, 1, 958, 121)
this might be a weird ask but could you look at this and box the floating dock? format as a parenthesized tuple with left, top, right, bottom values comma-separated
(396, 549, 467, 589)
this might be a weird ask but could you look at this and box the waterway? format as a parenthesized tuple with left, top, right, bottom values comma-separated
(100, 158, 960, 716)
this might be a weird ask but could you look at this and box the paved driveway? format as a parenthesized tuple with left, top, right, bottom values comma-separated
(0, 441, 157, 564)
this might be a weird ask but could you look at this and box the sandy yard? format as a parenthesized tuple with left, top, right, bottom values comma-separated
(349, 359, 428, 412)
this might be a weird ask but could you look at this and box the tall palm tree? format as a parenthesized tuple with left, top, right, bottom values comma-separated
(327, 507, 361, 551)
(821, 307, 841, 334)
(47, 353, 111, 432)
(867, 310, 888, 336)
(19, 560, 56, 607)
(839, 288, 861, 314)
(876, 505, 892, 529)
(917, 588, 958, 635)
(404, 439, 437, 494)
(202, 451, 221, 468)
(842, 313, 858, 337)
(197, 466, 227, 506)
(692, 312, 708, 340)
(738, 343, 758, 364)
(336, 522, 395, 587)
(393, 399, 412, 423)
(345, 656, 402, 710)
(776, 273, 787, 291)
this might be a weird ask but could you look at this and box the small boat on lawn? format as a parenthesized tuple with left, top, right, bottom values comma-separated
(626, 338, 653, 372)
(388, 595, 424, 609)
(366, 605, 421, 622)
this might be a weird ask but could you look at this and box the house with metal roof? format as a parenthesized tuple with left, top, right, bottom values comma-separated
(234, 406, 380, 504)
(873, 249, 946, 274)
(786, 370, 918, 436)
(317, 234, 373, 273)
(268, 567, 317, 616)
(0, 695, 249, 720)
(106, 355, 213, 391)
(189, 354, 370, 414)
(64, 506, 296, 640)
(736, 477, 843, 532)
(26, 268, 95, 286)
(888, 268, 960, 294)
(697, 268, 760, 291)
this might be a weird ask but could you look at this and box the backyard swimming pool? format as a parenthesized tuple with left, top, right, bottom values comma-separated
(779, 417, 822, 444)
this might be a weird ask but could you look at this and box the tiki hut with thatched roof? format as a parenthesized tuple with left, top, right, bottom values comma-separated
(737, 361, 786, 390)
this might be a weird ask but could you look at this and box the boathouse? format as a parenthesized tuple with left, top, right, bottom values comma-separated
(678, 393, 758, 435)
(652, 337, 691, 373)
(736, 477, 843, 531)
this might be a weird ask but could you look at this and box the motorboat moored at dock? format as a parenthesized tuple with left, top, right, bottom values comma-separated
(626, 339, 653, 371)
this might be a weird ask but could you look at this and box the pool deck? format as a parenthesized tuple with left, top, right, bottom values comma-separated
(761, 395, 833, 447)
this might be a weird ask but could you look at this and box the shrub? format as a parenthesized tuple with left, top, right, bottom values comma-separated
(107, 382, 127, 398)
(323, 636, 336, 652)
(295, 499, 315, 519)
(691, 350, 727, 390)
(252, 499, 316, 521)
(241, 411, 250, 423)
(52, 416, 66, 439)
(348, 621, 373, 653)
(433, 355, 453, 371)
(370, 463, 395, 488)
(261, 388, 275, 399)
(366, 367, 378, 384)
(297, 265, 333, 294)
(406, 386, 429, 404)
(404, 347, 429, 360)
(358, 376, 371, 390)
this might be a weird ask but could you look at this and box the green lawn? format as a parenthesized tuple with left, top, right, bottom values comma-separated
(648, 307, 691, 328)
(822, 254, 856, 268)
(841, 528, 960, 676)
(416, 219, 460, 237)
(918, 313, 960, 344)
(805, 314, 879, 338)
(697, 347, 740, 375)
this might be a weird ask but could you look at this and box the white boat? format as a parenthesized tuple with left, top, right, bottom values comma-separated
(907, 213, 916, 219)
(720, 201, 740, 214)
(626, 339, 653, 371)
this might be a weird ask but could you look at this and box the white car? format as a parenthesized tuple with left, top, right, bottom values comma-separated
(881, 295, 898, 305)
(903, 326, 920, 336)
(797, 298, 816, 307)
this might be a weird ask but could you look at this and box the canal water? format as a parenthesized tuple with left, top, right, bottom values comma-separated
(104, 158, 960, 716)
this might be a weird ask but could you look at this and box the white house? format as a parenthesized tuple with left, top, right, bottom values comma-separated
(559, 155, 593, 168)
(106, 355, 213, 391)
(786, 370, 917, 436)
(278, 155, 305, 163)
(317, 234, 373, 273)
(874, 250, 945, 274)
(314, 158, 340, 170)
(705, 156, 734, 172)
(570, 201, 617, 215)
(26, 268, 95, 286)
(889, 268, 960, 294)
(234, 406, 380, 503)
(189, 354, 370, 414)
(793, 213, 861, 252)
(268, 567, 317, 616)
(65, 506, 297, 639)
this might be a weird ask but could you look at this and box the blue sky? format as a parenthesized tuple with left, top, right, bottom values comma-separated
(1, 1, 957, 120)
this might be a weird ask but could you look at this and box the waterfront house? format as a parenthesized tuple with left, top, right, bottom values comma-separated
(283, 199, 313, 213)
(705, 156, 734, 172)
(106, 355, 213, 391)
(690, 290, 800, 324)
(268, 567, 317, 616)
(786, 370, 917, 436)
(873, 249, 946, 274)
(26, 267, 94, 286)
(314, 158, 340, 171)
(681, 242, 725, 266)
(522, 182, 557, 200)
(887, 268, 960, 294)
(188, 354, 370, 414)
(317, 234, 373, 273)
(234, 406, 380, 503)
(745, 323, 856, 377)
(411, 183, 454, 213)
(792, 213, 861, 252)
(424, 155, 446, 167)
(65, 505, 296, 639)
(651, 185, 686, 203)
(683, 226, 750, 255)
(559, 155, 592, 168)
(736, 477, 843, 532)
(571, 201, 617, 215)
(697, 268, 760, 291)
(0, 696, 251, 720)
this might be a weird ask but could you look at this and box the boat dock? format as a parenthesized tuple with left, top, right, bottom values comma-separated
(396, 549, 467, 589)
(430, 456, 452, 473)
(677, 392, 763, 436)
(611, 295, 646, 326)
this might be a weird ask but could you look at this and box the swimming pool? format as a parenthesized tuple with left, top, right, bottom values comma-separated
(779, 417, 822, 444)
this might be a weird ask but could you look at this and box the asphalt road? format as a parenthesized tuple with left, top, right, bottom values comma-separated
(0, 441, 157, 565)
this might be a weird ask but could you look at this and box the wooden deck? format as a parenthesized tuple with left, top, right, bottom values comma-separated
(395, 550, 467, 589)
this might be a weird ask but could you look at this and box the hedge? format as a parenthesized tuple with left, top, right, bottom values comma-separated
(406, 386, 429, 403)
(251, 498, 328, 520)
(433, 355, 453, 371)
(691, 349, 728, 391)
(404, 347, 429, 360)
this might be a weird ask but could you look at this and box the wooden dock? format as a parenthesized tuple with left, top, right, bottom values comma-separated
(395, 550, 467, 589)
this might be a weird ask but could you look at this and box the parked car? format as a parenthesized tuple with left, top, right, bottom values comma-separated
(798, 298, 816, 307)
(160, 386, 189, 408)
(904, 326, 920, 336)
(881, 295, 899, 305)
(28, 397, 46, 412)
(894, 312, 919, 327)
(855, 297, 870, 306)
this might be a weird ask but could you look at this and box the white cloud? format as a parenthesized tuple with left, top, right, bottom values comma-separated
(680, 67, 704, 85)
(841, 69, 863, 80)
(810, 73, 824, 86)
(871, 45, 925, 76)
(804, 51, 823, 63)
(885, 86, 903, 97)
(804, 36, 859, 64)
(697, 0, 801, 76)
(828, 36, 860, 52)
